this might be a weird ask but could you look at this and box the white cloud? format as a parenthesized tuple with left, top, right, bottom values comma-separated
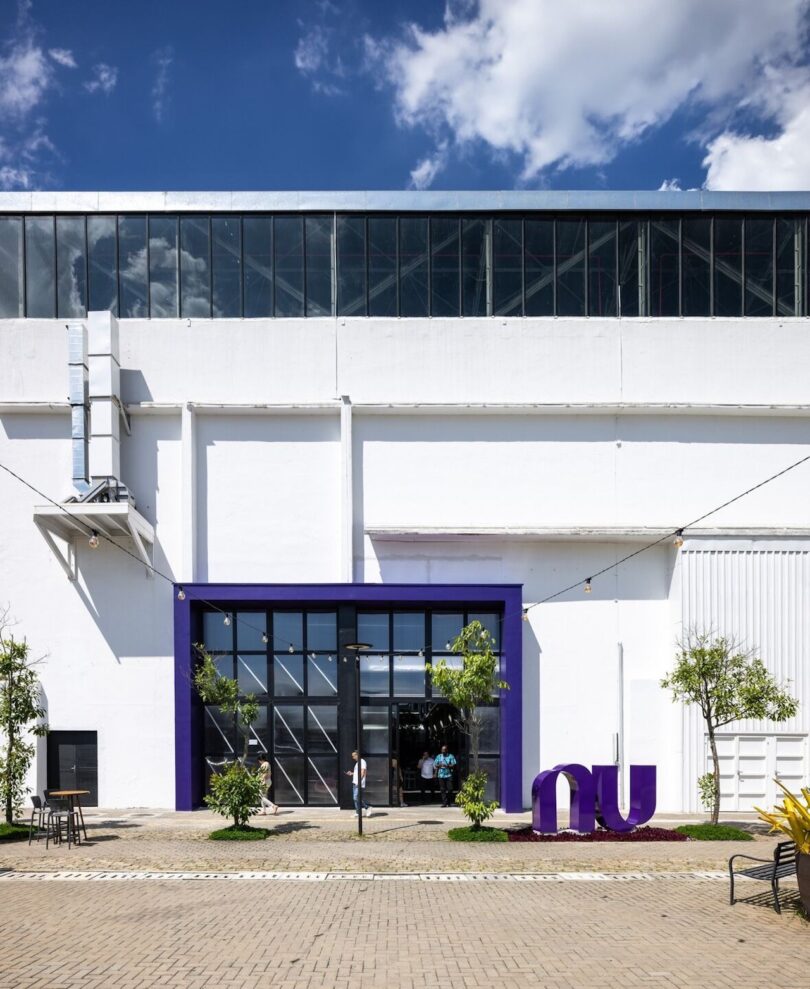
(409, 141, 449, 189)
(704, 68, 810, 189)
(83, 62, 118, 95)
(152, 47, 173, 122)
(0, 164, 33, 189)
(48, 47, 76, 68)
(658, 179, 683, 192)
(0, 2, 64, 187)
(295, 26, 329, 75)
(294, 22, 346, 95)
(367, 0, 808, 183)
(0, 31, 52, 118)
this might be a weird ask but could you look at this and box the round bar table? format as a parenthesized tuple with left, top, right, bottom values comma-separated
(47, 789, 89, 842)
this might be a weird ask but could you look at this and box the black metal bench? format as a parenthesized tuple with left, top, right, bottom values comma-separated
(729, 839, 797, 914)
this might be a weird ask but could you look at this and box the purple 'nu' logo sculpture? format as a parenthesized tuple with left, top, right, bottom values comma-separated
(531, 764, 656, 834)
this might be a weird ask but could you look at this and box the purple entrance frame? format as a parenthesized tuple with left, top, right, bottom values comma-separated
(174, 583, 524, 813)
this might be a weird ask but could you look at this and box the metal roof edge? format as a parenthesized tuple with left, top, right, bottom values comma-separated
(1, 190, 809, 212)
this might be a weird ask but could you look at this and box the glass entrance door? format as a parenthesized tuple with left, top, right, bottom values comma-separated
(396, 702, 465, 805)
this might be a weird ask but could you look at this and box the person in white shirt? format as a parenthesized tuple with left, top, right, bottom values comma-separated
(417, 751, 436, 802)
(256, 755, 279, 815)
(345, 750, 372, 818)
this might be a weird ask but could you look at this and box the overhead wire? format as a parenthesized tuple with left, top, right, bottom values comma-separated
(3, 450, 810, 642)
(0, 459, 298, 652)
(520, 451, 810, 616)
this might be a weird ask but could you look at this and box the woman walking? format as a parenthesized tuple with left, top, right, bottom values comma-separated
(257, 754, 279, 815)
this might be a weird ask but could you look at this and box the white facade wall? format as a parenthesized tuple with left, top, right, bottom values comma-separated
(2, 314, 810, 809)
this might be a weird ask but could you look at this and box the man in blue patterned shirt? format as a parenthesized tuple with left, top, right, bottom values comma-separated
(434, 745, 457, 807)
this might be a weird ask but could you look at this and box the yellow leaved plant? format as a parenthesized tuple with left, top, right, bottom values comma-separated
(755, 780, 810, 854)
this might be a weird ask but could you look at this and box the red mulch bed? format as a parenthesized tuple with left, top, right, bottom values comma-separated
(508, 826, 689, 842)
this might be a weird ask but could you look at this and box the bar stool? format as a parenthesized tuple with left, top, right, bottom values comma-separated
(45, 796, 81, 849)
(27, 795, 49, 844)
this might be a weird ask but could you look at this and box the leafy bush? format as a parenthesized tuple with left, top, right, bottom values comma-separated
(697, 773, 717, 814)
(455, 771, 499, 830)
(448, 825, 508, 842)
(675, 823, 754, 841)
(757, 781, 810, 853)
(205, 762, 263, 828)
(1, 622, 48, 824)
(209, 823, 269, 841)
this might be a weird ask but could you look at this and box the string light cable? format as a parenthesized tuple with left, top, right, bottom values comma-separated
(0, 459, 299, 653)
(519, 450, 810, 618)
(3, 450, 810, 639)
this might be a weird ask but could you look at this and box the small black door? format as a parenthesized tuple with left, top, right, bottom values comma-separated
(47, 731, 98, 805)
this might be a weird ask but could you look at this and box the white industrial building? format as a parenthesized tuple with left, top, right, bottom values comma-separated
(0, 190, 808, 815)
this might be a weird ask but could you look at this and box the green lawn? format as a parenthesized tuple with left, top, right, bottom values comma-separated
(675, 823, 754, 841)
(209, 824, 270, 841)
(448, 825, 509, 842)
(0, 822, 30, 842)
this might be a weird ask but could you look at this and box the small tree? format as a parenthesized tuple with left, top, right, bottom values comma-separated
(0, 611, 48, 824)
(193, 644, 262, 827)
(428, 621, 508, 828)
(661, 631, 798, 825)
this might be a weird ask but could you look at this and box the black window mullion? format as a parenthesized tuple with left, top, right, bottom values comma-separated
(740, 215, 745, 315)
(521, 216, 527, 316)
(458, 217, 462, 316)
(583, 217, 589, 316)
(427, 218, 432, 316)
(208, 216, 213, 317)
(83, 213, 89, 317)
(552, 218, 557, 316)
(709, 215, 714, 316)
(21, 211, 27, 316)
(52, 215, 57, 319)
(239, 215, 245, 318)
(615, 218, 619, 316)
(395, 215, 401, 317)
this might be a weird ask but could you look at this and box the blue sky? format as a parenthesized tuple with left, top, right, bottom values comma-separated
(1, 0, 809, 192)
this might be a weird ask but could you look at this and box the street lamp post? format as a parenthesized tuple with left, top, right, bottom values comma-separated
(344, 642, 371, 836)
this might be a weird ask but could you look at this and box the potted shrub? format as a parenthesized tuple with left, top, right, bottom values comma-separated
(756, 781, 810, 912)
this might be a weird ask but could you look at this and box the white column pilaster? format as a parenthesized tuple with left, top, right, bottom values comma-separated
(181, 402, 197, 582)
(340, 395, 353, 582)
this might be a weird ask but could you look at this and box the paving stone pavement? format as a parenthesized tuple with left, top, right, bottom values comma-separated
(0, 808, 782, 875)
(0, 873, 808, 988)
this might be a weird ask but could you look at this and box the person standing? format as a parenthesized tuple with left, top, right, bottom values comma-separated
(434, 745, 457, 807)
(417, 751, 435, 802)
(257, 755, 279, 815)
(345, 750, 372, 818)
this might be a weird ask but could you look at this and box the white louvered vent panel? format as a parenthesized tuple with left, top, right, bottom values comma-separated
(680, 548, 809, 735)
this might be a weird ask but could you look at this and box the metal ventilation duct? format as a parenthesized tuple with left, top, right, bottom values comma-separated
(67, 322, 90, 495)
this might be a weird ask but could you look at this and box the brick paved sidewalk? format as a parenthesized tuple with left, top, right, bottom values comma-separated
(1, 806, 780, 874)
(1, 873, 808, 988)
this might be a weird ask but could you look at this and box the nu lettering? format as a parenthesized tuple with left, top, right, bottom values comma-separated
(531, 764, 656, 834)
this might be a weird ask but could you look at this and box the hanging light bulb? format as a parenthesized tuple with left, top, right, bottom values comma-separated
(673, 529, 684, 548)
(327, 655, 333, 663)
(88, 530, 99, 549)
(261, 632, 268, 644)
(223, 614, 231, 626)
(584, 578, 592, 594)
(176, 586, 186, 601)
(418, 648, 424, 658)
(288, 643, 294, 654)
(522, 609, 529, 622)
(445, 641, 451, 650)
